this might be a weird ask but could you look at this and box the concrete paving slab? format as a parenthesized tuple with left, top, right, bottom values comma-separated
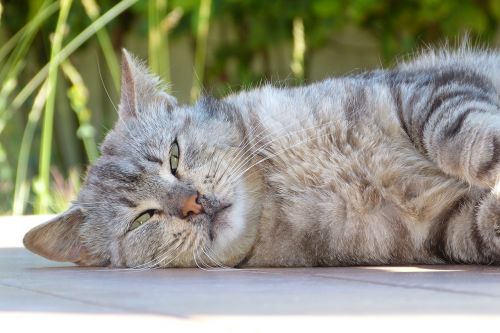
(2, 216, 500, 331)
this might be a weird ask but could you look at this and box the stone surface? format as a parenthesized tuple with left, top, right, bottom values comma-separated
(1, 216, 500, 332)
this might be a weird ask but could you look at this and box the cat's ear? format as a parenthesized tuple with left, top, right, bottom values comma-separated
(119, 49, 177, 119)
(23, 206, 98, 265)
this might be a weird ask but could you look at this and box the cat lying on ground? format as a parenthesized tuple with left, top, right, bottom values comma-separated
(24, 46, 500, 268)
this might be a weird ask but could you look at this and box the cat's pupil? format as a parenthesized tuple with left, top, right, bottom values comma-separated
(170, 141, 180, 175)
(170, 156, 178, 170)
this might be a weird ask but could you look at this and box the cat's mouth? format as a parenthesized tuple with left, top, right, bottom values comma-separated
(212, 203, 232, 224)
(188, 203, 233, 241)
(209, 203, 232, 237)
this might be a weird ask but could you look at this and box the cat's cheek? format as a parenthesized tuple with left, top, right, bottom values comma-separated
(109, 241, 126, 267)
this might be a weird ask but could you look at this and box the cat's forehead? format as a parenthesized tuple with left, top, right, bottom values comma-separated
(129, 102, 212, 133)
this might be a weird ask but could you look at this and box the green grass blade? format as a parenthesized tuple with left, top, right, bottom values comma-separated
(161, 7, 183, 33)
(34, 0, 73, 214)
(81, 0, 120, 93)
(0, 0, 53, 81)
(0, 141, 13, 211)
(291, 17, 306, 83)
(0, 1, 56, 141)
(12, 83, 48, 215)
(61, 60, 98, 162)
(0, 0, 55, 122)
(148, 0, 170, 83)
(0, 0, 139, 137)
(190, 0, 212, 102)
(0, 2, 59, 68)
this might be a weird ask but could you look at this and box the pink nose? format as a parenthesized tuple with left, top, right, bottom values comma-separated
(181, 194, 203, 218)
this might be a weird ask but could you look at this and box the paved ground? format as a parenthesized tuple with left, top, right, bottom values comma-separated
(1, 215, 500, 332)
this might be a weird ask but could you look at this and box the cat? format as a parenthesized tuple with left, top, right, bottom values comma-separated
(23, 46, 500, 268)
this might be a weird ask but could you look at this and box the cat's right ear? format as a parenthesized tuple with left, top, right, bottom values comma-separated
(119, 49, 177, 120)
(119, 49, 138, 119)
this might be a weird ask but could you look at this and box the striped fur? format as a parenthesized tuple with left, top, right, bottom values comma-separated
(24, 47, 500, 267)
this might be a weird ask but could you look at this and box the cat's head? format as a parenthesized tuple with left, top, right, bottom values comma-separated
(23, 50, 263, 268)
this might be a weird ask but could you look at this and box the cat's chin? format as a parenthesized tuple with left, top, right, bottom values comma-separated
(211, 206, 232, 236)
(187, 205, 232, 242)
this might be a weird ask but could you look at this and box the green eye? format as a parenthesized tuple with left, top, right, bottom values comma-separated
(129, 210, 154, 232)
(170, 141, 180, 175)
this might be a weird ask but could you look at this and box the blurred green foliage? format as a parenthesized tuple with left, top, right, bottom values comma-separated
(4, 0, 498, 85)
(1, 0, 500, 214)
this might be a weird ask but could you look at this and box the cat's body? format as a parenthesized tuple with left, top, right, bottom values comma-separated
(24, 46, 500, 268)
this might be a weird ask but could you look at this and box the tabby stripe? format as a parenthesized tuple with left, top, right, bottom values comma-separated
(425, 195, 467, 262)
(477, 136, 500, 178)
(144, 153, 163, 164)
(443, 108, 476, 137)
(392, 87, 411, 139)
(432, 69, 494, 93)
(420, 89, 488, 137)
(118, 196, 136, 208)
(389, 68, 496, 157)
(423, 100, 479, 143)
(471, 201, 488, 262)
(344, 86, 366, 123)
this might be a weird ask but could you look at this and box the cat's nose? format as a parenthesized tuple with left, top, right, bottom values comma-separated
(181, 193, 203, 218)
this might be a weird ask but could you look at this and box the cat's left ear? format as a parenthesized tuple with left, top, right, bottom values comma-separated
(119, 49, 177, 119)
(23, 206, 101, 266)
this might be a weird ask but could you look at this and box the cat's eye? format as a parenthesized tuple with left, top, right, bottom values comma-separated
(170, 140, 180, 175)
(128, 210, 155, 232)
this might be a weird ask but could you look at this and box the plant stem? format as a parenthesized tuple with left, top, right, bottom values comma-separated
(81, 0, 120, 93)
(0, 0, 55, 128)
(148, 0, 170, 84)
(161, 7, 183, 33)
(35, 0, 73, 213)
(61, 60, 99, 162)
(0, 0, 3, 26)
(291, 17, 306, 83)
(4, 0, 140, 133)
(190, 0, 212, 102)
(0, 2, 58, 67)
(13, 83, 48, 215)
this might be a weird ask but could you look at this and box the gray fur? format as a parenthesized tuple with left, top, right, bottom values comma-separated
(24, 46, 500, 268)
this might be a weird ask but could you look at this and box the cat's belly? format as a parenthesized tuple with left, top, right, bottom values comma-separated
(244, 125, 477, 266)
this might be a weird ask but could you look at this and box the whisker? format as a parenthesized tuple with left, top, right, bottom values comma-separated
(148, 242, 184, 269)
(97, 57, 117, 113)
(213, 122, 266, 185)
(218, 119, 336, 189)
(134, 238, 184, 270)
(193, 248, 210, 271)
(225, 130, 334, 188)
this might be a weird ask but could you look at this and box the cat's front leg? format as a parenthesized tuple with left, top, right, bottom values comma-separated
(394, 69, 500, 189)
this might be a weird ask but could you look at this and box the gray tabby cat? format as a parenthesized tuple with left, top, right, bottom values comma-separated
(24, 46, 500, 268)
